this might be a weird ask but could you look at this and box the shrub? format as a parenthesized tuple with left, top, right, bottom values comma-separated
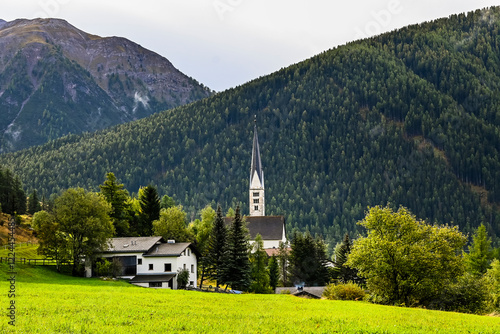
(177, 268, 189, 289)
(323, 282, 366, 301)
(427, 273, 489, 314)
(95, 259, 112, 277)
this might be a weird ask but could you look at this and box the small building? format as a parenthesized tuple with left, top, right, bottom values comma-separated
(86, 236, 199, 289)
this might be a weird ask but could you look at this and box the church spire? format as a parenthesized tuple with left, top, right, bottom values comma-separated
(250, 116, 265, 216)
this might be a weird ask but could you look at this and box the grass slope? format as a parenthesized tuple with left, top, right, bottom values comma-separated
(1, 264, 499, 333)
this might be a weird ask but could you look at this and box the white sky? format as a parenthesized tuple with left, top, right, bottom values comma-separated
(2, 0, 500, 91)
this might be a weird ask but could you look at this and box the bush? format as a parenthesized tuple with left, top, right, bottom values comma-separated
(323, 282, 366, 301)
(95, 259, 112, 277)
(427, 273, 489, 314)
(177, 268, 189, 289)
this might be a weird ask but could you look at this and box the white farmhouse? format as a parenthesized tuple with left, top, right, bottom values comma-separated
(86, 236, 199, 289)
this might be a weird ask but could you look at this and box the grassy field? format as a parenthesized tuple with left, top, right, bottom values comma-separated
(0, 243, 39, 259)
(1, 264, 499, 333)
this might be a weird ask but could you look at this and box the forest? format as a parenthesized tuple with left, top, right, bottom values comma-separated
(0, 7, 499, 250)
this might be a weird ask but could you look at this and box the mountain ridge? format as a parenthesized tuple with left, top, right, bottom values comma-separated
(0, 18, 212, 152)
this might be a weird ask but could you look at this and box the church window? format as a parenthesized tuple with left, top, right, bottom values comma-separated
(253, 192, 259, 197)
(253, 199, 259, 204)
(254, 205, 259, 211)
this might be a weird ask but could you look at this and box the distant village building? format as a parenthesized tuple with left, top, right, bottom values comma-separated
(225, 118, 287, 250)
(86, 237, 199, 289)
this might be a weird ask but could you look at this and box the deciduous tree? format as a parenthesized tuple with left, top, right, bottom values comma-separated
(249, 234, 271, 293)
(346, 206, 467, 306)
(152, 205, 192, 242)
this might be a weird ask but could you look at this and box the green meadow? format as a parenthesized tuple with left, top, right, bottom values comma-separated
(1, 264, 499, 333)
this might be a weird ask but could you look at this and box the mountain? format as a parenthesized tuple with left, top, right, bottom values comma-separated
(1, 7, 500, 248)
(0, 18, 212, 152)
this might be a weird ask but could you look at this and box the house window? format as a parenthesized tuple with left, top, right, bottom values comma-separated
(149, 282, 162, 288)
(253, 199, 259, 204)
(137, 258, 142, 265)
(149, 264, 154, 271)
(189, 281, 194, 286)
(191, 264, 194, 273)
(183, 264, 186, 270)
(187, 249, 190, 256)
(254, 205, 259, 211)
(164, 263, 172, 272)
(253, 192, 259, 197)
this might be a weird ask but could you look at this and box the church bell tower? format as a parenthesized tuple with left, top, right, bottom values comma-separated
(249, 117, 265, 216)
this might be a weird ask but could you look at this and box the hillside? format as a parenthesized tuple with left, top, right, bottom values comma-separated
(0, 18, 212, 152)
(1, 7, 500, 249)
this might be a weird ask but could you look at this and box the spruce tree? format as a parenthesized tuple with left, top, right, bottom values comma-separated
(205, 205, 228, 287)
(137, 185, 160, 236)
(268, 255, 279, 290)
(333, 233, 360, 283)
(222, 206, 251, 291)
(99, 172, 130, 236)
(465, 224, 494, 276)
(28, 190, 42, 215)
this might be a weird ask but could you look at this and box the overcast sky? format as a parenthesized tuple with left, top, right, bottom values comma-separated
(3, 1, 500, 91)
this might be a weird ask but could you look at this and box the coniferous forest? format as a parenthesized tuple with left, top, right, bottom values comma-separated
(1, 7, 500, 250)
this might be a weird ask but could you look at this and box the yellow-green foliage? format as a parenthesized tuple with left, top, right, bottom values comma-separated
(1, 264, 499, 333)
(323, 282, 366, 301)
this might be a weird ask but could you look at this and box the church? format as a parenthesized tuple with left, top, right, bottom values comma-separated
(225, 118, 287, 250)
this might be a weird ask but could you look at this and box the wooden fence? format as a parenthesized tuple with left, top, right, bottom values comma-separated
(0, 257, 72, 266)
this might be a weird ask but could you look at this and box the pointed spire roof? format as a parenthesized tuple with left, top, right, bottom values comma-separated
(250, 116, 264, 187)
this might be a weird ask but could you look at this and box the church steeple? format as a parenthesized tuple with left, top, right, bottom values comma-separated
(249, 116, 265, 216)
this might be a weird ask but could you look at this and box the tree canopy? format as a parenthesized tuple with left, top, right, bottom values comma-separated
(347, 206, 467, 306)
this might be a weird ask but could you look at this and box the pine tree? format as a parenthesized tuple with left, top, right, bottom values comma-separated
(222, 206, 251, 291)
(465, 224, 494, 276)
(137, 185, 160, 236)
(99, 172, 130, 236)
(205, 205, 228, 288)
(333, 233, 360, 283)
(27, 190, 42, 215)
(277, 240, 290, 286)
(289, 232, 329, 286)
(268, 255, 279, 290)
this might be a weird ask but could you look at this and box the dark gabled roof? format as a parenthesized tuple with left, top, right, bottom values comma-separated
(130, 274, 175, 283)
(143, 242, 200, 257)
(103, 236, 163, 253)
(223, 215, 285, 240)
(250, 123, 264, 187)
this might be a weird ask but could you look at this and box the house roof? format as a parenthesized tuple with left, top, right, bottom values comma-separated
(143, 242, 200, 257)
(130, 274, 175, 283)
(104, 236, 163, 253)
(223, 215, 285, 240)
(264, 247, 291, 257)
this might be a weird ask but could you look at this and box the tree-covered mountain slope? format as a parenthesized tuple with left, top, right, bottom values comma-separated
(1, 7, 499, 248)
(0, 18, 212, 152)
